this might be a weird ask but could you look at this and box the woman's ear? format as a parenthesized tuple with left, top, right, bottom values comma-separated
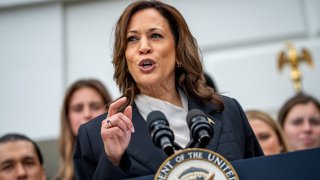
(176, 60, 182, 67)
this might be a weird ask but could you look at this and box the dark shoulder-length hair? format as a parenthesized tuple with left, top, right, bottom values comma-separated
(278, 93, 320, 127)
(113, 0, 223, 111)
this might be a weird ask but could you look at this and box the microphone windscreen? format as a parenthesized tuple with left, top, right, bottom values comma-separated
(146, 110, 168, 132)
(186, 109, 206, 127)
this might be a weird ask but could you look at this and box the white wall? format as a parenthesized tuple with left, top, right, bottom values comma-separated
(1, 0, 319, 139)
(65, 0, 129, 98)
(0, 2, 63, 140)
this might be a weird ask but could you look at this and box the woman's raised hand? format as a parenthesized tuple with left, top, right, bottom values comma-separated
(101, 97, 134, 166)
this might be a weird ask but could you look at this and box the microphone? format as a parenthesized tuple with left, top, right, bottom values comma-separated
(186, 109, 214, 148)
(147, 110, 175, 156)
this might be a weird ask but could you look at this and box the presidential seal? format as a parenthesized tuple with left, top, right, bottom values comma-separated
(155, 148, 238, 180)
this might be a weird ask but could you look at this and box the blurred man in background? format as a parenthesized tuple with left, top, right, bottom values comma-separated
(0, 133, 46, 180)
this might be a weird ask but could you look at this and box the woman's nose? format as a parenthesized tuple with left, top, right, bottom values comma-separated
(83, 107, 93, 121)
(302, 120, 312, 132)
(139, 38, 152, 54)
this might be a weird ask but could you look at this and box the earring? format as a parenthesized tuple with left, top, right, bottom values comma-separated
(177, 63, 182, 68)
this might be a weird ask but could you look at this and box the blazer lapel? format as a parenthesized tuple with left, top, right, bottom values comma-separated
(188, 98, 222, 152)
(126, 104, 167, 173)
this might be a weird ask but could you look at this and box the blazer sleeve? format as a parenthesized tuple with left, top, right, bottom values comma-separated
(233, 98, 264, 158)
(73, 124, 130, 180)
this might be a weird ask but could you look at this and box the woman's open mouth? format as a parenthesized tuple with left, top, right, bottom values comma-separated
(138, 58, 156, 72)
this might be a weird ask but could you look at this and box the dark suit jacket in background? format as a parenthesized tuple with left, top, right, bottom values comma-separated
(73, 96, 263, 179)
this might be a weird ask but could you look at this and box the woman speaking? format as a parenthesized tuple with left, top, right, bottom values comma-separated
(73, 1, 263, 179)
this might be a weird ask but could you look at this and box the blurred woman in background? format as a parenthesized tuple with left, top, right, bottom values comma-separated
(55, 79, 112, 180)
(246, 110, 290, 155)
(278, 93, 320, 151)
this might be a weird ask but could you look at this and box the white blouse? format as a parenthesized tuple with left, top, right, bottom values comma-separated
(135, 90, 190, 148)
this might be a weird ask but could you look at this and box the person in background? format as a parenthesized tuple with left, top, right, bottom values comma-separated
(54, 79, 112, 180)
(73, 1, 263, 179)
(246, 110, 290, 155)
(278, 93, 320, 151)
(0, 133, 46, 180)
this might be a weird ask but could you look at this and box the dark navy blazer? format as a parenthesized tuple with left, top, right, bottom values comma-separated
(73, 96, 263, 179)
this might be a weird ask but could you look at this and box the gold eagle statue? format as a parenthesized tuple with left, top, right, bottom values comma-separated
(277, 42, 314, 92)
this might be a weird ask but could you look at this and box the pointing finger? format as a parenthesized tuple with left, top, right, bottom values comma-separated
(108, 97, 127, 117)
